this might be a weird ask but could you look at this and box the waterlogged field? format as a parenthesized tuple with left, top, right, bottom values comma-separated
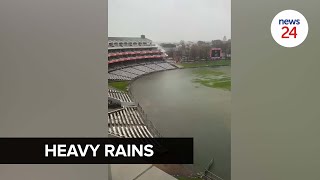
(180, 60, 231, 68)
(108, 61, 231, 92)
(131, 66, 231, 180)
(108, 64, 231, 179)
(192, 68, 231, 91)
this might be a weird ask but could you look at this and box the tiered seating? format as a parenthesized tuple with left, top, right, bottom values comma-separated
(108, 74, 130, 81)
(108, 62, 177, 81)
(157, 62, 176, 70)
(110, 70, 138, 79)
(133, 65, 155, 73)
(108, 36, 172, 140)
(145, 64, 164, 71)
(121, 67, 146, 76)
(108, 89, 132, 102)
(108, 107, 153, 138)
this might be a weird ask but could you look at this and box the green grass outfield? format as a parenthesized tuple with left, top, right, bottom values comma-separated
(179, 60, 231, 68)
(192, 68, 231, 91)
(108, 81, 129, 92)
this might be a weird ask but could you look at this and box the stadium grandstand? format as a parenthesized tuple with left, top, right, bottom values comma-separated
(108, 35, 177, 138)
(107, 35, 226, 180)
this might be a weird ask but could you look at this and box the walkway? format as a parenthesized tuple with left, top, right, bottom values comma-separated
(110, 164, 177, 180)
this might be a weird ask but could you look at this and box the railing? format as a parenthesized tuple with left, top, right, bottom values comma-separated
(127, 87, 162, 138)
(127, 88, 133, 99)
(136, 103, 162, 138)
(108, 55, 164, 64)
(201, 160, 224, 180)
(202, 171, 224, 180)
(108, 131, 127, 138)
(108, 45, 157, 50)
(108, 104, 161, 138)
(108, 50, 161, 57)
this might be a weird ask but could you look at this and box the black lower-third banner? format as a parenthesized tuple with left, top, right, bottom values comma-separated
(0, 138, 193, 164)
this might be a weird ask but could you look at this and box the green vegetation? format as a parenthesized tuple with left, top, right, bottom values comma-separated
(108, 81, 129, 92)
(180, 60, 231, 68)
(192, 68, 231, 91)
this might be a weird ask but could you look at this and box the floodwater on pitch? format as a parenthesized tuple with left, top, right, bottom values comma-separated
(131, 66, 231, 180)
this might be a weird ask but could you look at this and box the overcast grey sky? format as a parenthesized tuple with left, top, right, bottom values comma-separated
(108, 0, 231, 42)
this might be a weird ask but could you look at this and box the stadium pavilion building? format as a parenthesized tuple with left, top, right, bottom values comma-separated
(107, 35, 177, 139)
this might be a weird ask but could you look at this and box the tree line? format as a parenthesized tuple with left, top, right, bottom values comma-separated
(166, 36, 231, 60)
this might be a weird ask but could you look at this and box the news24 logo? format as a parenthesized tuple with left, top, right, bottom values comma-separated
(271, 10, 308, 48)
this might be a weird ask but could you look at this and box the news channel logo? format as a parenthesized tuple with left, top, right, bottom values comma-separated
(271, 10, 308, 48)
